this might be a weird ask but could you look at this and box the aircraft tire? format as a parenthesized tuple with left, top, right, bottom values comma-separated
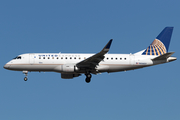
(24, 77, 28, 81)
(85, 78, 91, 83)
(87, 74, 92, 78)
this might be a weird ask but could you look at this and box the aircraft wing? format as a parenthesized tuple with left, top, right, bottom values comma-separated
(76, 39, 113, 69)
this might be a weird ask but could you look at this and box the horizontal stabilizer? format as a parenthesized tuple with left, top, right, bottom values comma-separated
(152, 52, 175, 60)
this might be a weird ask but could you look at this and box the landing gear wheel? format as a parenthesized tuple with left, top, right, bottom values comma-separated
(85, 73, 92, 83)
(85, 78, 91, 83)
(23, 71, 28, 81)
(24, 77, 28, 81)
(86, 74, 92, 78)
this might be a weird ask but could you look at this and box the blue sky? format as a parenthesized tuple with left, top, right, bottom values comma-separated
(0, 0, 179, 120)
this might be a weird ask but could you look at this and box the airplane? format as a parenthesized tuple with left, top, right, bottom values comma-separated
(4, 27, 177, 83)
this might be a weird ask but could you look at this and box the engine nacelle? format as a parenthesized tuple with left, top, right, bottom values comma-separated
(54, 64, 79, 73)
(61, 73, 81, 79)
(62, 64, 75, 72)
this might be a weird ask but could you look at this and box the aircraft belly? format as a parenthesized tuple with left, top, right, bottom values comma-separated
(108, 65, 131, 72)
(107, 64, 150, 72)
(9, 64, 57, 71)
(28, 65, 57, 71)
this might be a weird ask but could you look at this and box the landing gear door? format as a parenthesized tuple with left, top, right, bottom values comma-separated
(29, 54, 35, 65)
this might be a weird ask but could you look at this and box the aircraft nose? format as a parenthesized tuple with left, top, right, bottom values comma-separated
(4, 64, 10, 69)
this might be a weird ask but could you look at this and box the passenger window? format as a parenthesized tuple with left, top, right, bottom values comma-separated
(116, 58, 117, 60)
(74, 57, 76, 59)
(120, 58, 122, 60)
(52, 57, 54, 59)
(124, 58, 126, 60)
(111, 58, 113, 60)
(39, 57, 41, 59)
(61, 57, 63, 59)
(57, 57, 59, 59)
(107, 58, 109, 60)
(65, 57, 67, 59)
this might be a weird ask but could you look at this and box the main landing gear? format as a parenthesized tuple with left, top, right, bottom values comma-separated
(85, 73, 92, 83)
(23, 71, 28, 81)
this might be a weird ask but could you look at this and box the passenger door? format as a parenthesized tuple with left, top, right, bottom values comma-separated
(29, 54, 35, 65)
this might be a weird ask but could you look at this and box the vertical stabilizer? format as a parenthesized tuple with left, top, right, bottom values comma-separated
(142, 27, 173, 55)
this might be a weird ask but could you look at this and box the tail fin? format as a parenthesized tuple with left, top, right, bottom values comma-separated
(142, 27, 173, 55)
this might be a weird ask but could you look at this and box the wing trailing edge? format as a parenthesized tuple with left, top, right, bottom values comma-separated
(76, 39, 113, 68)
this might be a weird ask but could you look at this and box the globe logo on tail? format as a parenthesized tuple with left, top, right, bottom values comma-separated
(142, 39, 167, 55)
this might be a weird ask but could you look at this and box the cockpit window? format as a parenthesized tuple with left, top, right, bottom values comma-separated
(13, 56, 21, 59)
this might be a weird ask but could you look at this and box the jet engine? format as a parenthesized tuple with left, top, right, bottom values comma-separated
(61, 73, 81, 79)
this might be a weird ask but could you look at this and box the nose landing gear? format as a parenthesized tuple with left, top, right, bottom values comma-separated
(23, 71, 28, 81)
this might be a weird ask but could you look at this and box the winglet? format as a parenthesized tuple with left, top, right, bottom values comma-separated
(105, 39, 113, 49)
(102, 39, 113, 52)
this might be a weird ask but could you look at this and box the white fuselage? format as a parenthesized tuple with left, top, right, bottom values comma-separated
(4, 53, 172, 74)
